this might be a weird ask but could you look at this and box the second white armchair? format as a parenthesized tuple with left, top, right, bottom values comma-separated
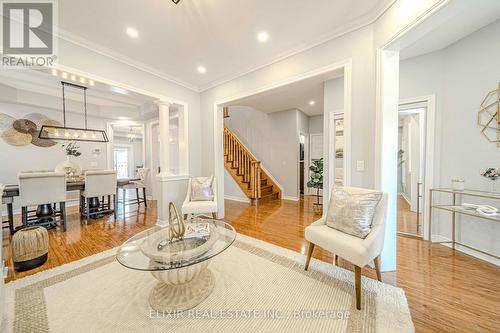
(182, 176, 217, 219)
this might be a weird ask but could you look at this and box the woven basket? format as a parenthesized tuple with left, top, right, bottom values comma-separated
(12, 226, 48, 271)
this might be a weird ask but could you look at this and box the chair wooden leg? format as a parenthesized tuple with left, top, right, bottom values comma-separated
(334, 254, 339, 266)
(374, 255, 382, 282)
(86, 198, 90, 224)
(304, 243, 315, 271)
(212, 212, 217, 219)
(60, 202, 67, 232)
(113, 194, 118, 219)
(7, 203, 14, 234)
(143, 187, 147, 207)
(21, 206, 28, 227)
(135, 188, 140, 206)
(355, 266, 362, 310)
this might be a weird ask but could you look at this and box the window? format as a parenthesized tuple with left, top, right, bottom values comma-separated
(113, 148, 129, 178)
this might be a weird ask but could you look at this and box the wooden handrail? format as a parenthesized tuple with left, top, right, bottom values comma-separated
(224, 126, 261, 199)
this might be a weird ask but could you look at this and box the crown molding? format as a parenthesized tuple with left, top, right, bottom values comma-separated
(198, 0, 396, 91)
(56, 29, 200, 93)
(55, 0, 396, 93)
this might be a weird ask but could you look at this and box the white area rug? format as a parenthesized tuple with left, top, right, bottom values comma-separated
(2, 234, 414, 332)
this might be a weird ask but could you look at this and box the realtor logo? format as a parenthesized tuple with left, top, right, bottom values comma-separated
(1, 0, 57, 67)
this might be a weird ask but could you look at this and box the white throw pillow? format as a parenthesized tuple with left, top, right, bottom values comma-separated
(326, 187, 382, 239)
(190, 176, 214, 201)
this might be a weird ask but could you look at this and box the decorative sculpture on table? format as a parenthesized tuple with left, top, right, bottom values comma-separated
(477, 83, 500, 147)
(167, 202, 186, 242)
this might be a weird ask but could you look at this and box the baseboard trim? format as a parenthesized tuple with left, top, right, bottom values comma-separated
(431, 234, 499, 267)
(398, 192, 411, 205)
(224, 195, 251, 204)
(282, 196, 299, 202)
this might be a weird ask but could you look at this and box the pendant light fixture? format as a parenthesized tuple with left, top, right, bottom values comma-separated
(39, 81, 109, 143)
(127, 126, 136, 142)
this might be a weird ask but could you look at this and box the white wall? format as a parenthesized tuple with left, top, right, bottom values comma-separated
(309, 115, 324, 134)
(0, 102, 108, 181)
(324, 77, 344, 113)
(400, 19, 500, 264)
(224, 106, 300, 199)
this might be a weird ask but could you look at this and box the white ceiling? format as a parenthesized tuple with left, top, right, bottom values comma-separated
(227, 68, 343, 116)
(58, 0, 393, 91)
(400, 0, 500, 59)
(0, 69, 159, 120)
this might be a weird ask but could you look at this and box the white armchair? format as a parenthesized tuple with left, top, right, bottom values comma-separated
(304, 186, 388, 310)
(182, 177, 218, 219)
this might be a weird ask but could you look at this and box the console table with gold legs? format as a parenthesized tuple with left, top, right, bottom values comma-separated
(428, 188, 500, 260)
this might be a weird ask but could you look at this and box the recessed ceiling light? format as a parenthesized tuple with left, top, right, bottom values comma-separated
(257, 31, 269, 43)
(197, 65, 206, 74)
(70, 74, 76, 81)
(88, 79, 95, 86)
(79, 77, 86, 84)
(51, 69, 57, 76)
(126, 27, 139, 38)
(309, 100, 315, 106)
(61, 71, 68, 79)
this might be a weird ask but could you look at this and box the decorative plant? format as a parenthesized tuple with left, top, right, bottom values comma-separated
(398, 149, 406, 166)
(62, 142, 81, 157)
(307, 158, 323, 205)
(481, 168, 500, 180)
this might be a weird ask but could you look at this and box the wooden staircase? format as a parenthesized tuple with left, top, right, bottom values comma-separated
(224, 126, 281, 205)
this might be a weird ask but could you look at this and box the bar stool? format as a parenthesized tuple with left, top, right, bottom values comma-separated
(80, 170, 117, 223)
(118, 168, 149, 210)
(18, 171, 67, 231)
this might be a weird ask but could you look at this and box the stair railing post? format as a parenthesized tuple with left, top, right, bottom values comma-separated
(250, 161, 256, 198)
(256, 161, 261, 198)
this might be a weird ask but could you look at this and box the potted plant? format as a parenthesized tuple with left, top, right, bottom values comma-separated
(481, 167, 500, 192)
(307, 158, 323, 215)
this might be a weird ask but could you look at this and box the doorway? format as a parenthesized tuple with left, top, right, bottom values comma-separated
(299, 133, 308, 195)
(397, 102, 427, 238)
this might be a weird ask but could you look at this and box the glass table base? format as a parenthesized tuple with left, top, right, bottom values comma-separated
(149, 268, 214, 312)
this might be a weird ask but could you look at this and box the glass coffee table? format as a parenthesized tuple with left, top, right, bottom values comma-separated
(116, 218, 236, 312)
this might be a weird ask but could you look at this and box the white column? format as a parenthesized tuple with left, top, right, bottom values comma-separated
(156, 100, 172, 177)
(155, 100, 171, 225)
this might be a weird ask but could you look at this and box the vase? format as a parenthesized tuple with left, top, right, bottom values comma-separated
(55, 156, 82, 178)
(490, 179, 498, 193)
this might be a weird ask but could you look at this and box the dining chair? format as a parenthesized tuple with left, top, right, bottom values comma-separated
(80, 170, 117, 223)
(182, 176, 218, 219)
(117, 168, 149, 210)
(18, 171, 67, 231)
(304, 186, 388, 310)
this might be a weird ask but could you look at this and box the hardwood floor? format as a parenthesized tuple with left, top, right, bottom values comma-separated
(2, 201, 157, 282)
(225, 196, 500, 333)
(2, 196, 499, 332)
(397, 194, 421, 236)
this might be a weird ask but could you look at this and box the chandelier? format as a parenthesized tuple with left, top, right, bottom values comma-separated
(127, 127, 136, 142)
(39, 81, 109, 143)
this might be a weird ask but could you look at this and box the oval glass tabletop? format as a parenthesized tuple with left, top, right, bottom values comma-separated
(116, 219, 236, 271)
